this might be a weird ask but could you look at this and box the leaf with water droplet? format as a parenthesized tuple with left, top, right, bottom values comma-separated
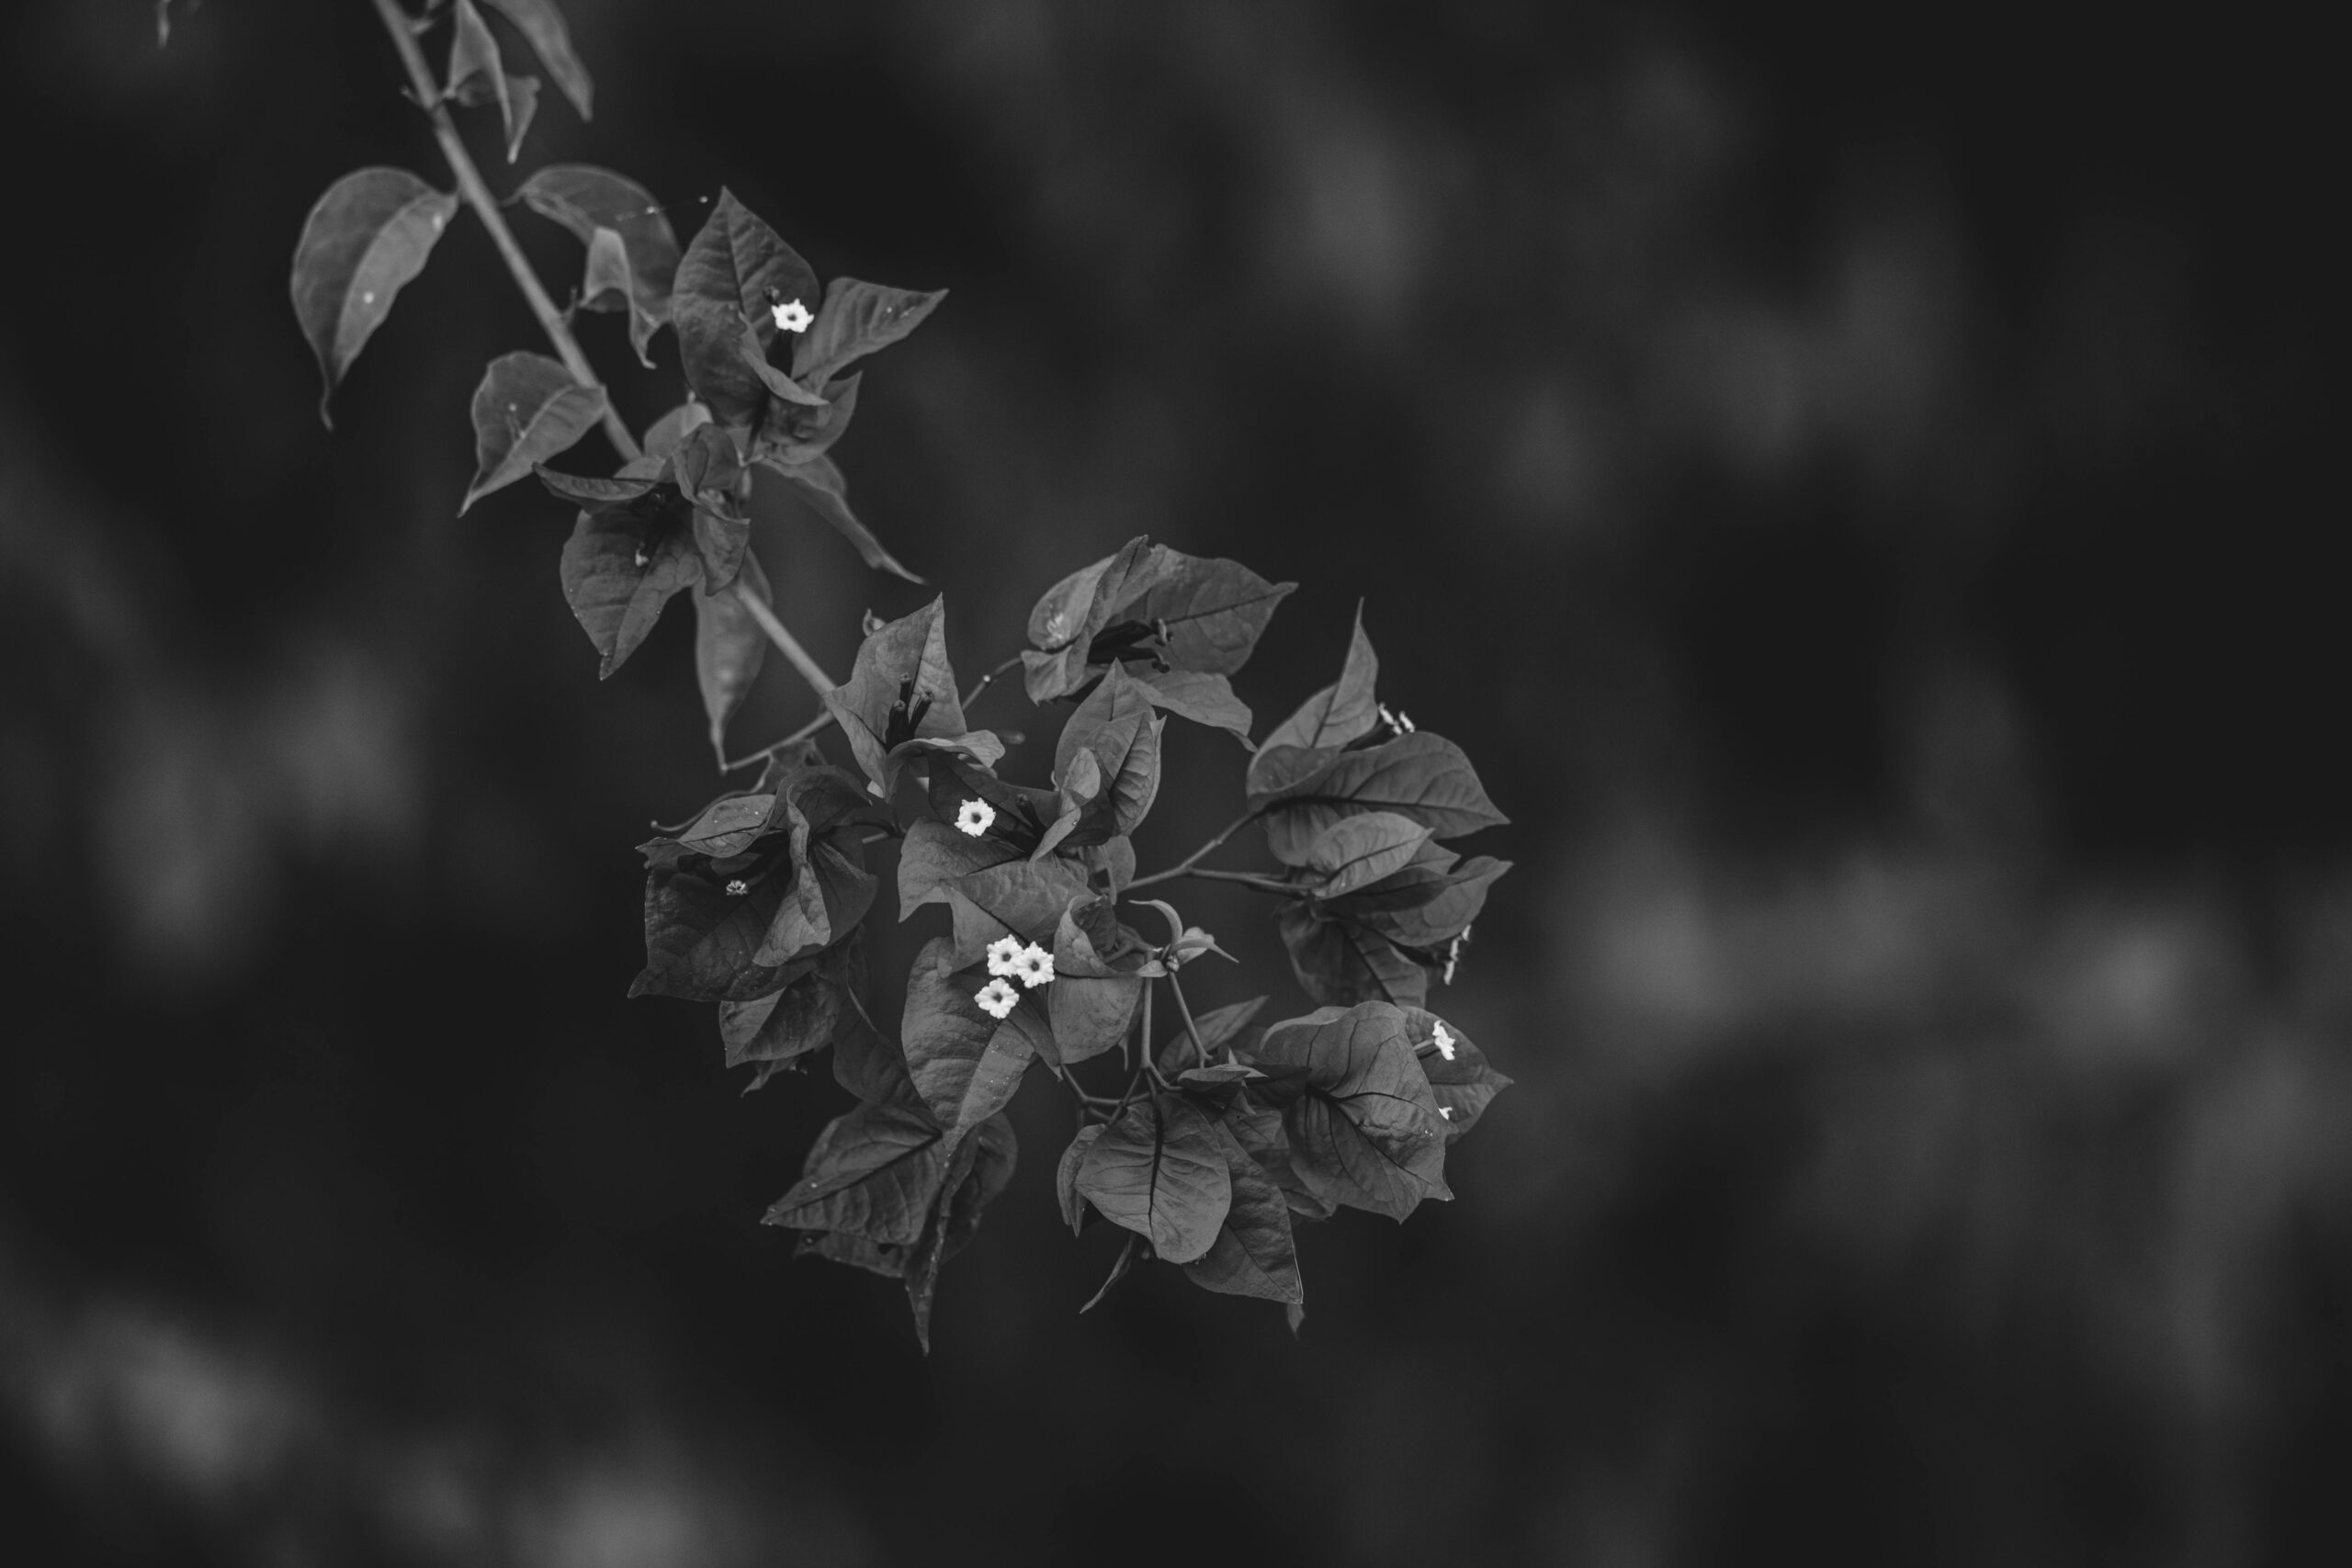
(459, 351, 606, 513)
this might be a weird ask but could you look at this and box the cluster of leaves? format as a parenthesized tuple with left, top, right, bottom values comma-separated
(264, 0, 1514, 1349)
(671, 569, 1512, 1344)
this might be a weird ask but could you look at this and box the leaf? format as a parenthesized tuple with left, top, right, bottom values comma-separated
(1276, 899, 1431, 1010)
(1155, 995, 1268, 1074)
(1057, 1125, 1104, 1233)
(823, 597, 974, 795)
(1243, 1002, 1451, 1222)
(1400, 1007, 1510, 1141)
(1053, 662, 1164, 837)
(1226, 1097, 1340, 1222)
(548, 466, 701, 677)
(1253, 733, 1510, 863)
(719, 932, 864, 1084)
(643, 400, 711, 460)
(581, 227, 660, 366)
(444, 1, 536, 164)
(1073, 1094, 1232, 1264)
(1296, 811, 1433, 899)
(1180, 1118, 1305, 1305)
(1343, 855, 1510, 950)
(939, 856, 1091, 973)
(1252, 605, 1379, 790)
(752, 372, 863, 467)
(793, 276, 947, 385)
(460, 351, 606, 512)
(673, 188, 818, 428)
(288, 167, 458, 426)
(752, 768, 880, 964)
(517, 164, 681, 332)
(764, 1101, 946, 1247)
(481, 0, 593, 120)
(1136, 669, 1253, 739)
(904, 1113, 1017, 1350)
(899, 938, 1040, 1134)
(1047, 897, 1147, 1065)
(897, 817, 1020, 911)
(669, 789, 776, 859)
(1129, 551, 1295, 676)
(762, 452, 924, 584)
(694, 551, 769, 764)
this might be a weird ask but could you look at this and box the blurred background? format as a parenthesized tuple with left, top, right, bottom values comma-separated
(1, 1, 2341, 1562)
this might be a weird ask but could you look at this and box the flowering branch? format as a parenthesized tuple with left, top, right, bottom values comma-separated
(363, 0, 837, 700)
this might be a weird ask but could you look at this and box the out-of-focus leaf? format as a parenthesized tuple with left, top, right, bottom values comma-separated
(517, 164, 680, 334)
(288, 167, 458, 426)
(460, 351, 605, 512)
(762, 451, 924, 583)
(792, 276, 946, 385)
(899, 938, 1040, 1134)
(673, 188, 817, 427)
(1242, 1002, 1451, 1221)
(444, 1, 536, 164)
(694, 551, 769, 764)
(481, 0, 592, 120)
(1181, 1118, 1304, 1304)
(1073, 1093, 1231, 1265)
(1254, 732, 1509, 863)
(1252, 606, 1379, 790)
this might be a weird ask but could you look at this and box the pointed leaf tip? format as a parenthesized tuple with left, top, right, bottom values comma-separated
(459, 351, 607, 512)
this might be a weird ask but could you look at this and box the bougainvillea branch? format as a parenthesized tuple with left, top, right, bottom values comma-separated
(255, 0, 1516, 1352)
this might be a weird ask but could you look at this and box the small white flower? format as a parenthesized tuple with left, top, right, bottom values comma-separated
(954, 798, 996, 838)
(1442, 925, 1471, 985)
(1380, 702, 1416, 734)
(1431, 1021, 1456, 1061)
(1438, 1106, 1454, 1121)
(771, 298, 813, 333)
(725, 878, 750, 897)
(986, 934, 1026, 978)
(1010, 942, 1056, 988)
(974, 976, 1020, 1020)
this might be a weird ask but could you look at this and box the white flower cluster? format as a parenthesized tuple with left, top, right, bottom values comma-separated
(1430, 1021, 1456, 1061)
(771, 298, 813, 333)
(978, 934, 1056, 1018)
(954, 798, 996, 838)
(1379, 702, 1416, 734)
(724, 878, 750, 897)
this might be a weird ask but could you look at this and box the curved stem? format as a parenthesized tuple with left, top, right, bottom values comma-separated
(1162, 866, 1294, 896)
(1165, 968, 1210, 1067)
(960, 653, 1023, 713)
(1127, 808, 1257, 890)
(366, 0, 842, 702)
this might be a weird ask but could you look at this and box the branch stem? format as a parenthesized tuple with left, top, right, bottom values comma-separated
(1127, 808, 1258, 890)
(1165, 969, 1211, 1067)
(1159, 866, 1294, 896)
(959, 653, 1023, 713)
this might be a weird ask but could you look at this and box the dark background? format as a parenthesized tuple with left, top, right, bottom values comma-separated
(1, 1, 2342, 1563)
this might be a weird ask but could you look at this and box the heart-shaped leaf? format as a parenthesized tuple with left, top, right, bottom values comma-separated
(1253, 731, 1509, 863)
(546, 464, 700, 677)
(1073, 1093, 1232, 1264)
(1295, 811, 1432, 899)
(1244, 1001, 1451, 1222)
(288, 167, 458, 426)
(459, 351, 606, 512)
(480, 0, 592, 120)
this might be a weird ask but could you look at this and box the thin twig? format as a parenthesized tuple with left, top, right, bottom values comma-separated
(364, 0, 840, 700)
(1161, 866, 1294, 896)
(1127, 808, 1257, 890)
(959, 653, 1023, 713)
(1165, 968, 1210, 1067)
